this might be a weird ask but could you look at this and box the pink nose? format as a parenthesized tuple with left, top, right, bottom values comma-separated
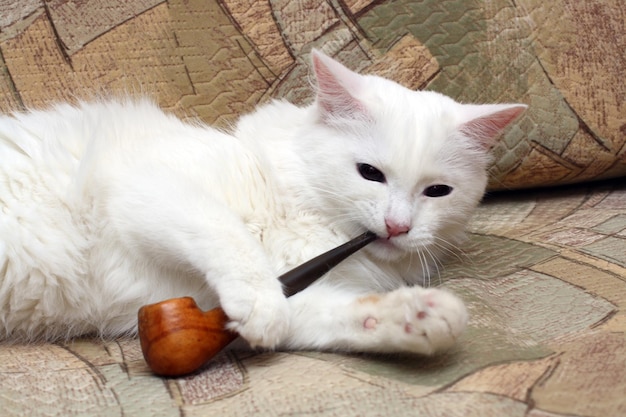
(385, 219, 411, 237)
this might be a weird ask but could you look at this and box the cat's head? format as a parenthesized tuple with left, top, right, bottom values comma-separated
(299, 50, 526, 263)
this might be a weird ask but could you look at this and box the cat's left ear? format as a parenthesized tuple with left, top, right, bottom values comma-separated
(311, 49, 368, 121)
(457, 103, 527, 148)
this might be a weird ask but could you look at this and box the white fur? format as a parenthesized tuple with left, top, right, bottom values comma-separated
(0, 51, 525, 354)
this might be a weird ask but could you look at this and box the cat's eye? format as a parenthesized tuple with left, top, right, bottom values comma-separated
(357, 163, 386, 183)
(424, 184, 453, 198)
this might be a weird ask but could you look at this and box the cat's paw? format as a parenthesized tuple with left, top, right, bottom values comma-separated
(222, 284, 290, 349)
(358, 286, 468, 354)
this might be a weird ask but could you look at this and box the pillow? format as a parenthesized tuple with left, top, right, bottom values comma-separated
(0, 0, 623, 190)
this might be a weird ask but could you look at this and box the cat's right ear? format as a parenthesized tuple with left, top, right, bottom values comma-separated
(311, 50, 368, 122)
(457, 103, 527, 149)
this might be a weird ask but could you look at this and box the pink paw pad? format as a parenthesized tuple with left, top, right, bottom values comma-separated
(364, 317, 378, 329)
(424, 293, 436, 308)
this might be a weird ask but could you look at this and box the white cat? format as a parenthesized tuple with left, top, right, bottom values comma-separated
(0, 51, 525, 354)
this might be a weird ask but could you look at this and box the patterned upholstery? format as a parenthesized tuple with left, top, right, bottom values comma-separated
(1, 0, 623, 189)
(1, 2, 624, 416)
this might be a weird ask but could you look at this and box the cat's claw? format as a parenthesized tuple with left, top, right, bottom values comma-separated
(358, 287, 468, 354)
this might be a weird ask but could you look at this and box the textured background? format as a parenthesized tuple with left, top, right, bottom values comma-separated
(1, 1, 625, 416)
(0, 0, 624, 190)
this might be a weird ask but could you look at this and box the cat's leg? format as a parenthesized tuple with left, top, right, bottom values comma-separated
(105, 171, 289, 348)
(282, 284, 467, 354)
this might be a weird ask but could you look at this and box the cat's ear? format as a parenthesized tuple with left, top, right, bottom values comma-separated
(457, 103, 527, 148)
(311, 49, 367, 121)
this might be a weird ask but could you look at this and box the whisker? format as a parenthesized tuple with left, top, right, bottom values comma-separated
(433, 236, 473, 266)
(432, 240, 466, 263)
(422, 244, 444, 287)
(414, 251, 427, 287)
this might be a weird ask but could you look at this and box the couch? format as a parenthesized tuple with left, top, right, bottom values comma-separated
(1, 1, 624, 416)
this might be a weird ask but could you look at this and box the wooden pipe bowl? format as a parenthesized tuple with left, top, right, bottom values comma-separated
(138, 297, 237, 376)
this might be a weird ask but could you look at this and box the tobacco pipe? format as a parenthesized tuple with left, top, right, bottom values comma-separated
(138, 231, 378, 377)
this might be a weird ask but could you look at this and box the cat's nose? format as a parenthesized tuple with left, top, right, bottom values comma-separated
(385, 219, 411, 237)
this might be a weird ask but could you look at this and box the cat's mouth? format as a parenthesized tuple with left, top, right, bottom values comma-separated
(381, 236, 405, 247)
(377, 239, 397, 248)
(368, 236, 407, 260)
